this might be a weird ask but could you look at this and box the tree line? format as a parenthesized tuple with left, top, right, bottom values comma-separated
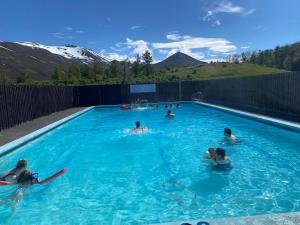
(52, 50, 154, 85)
(236, 42, 300, 71)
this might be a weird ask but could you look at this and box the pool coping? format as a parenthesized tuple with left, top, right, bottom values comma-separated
(0, 106, 94, 158)
(153, 211, 300, 225)
(194, 101, 300, 132)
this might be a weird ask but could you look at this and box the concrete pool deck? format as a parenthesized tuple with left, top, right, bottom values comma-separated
(155, 212, 300, 225)
(0, 107, 86, 147)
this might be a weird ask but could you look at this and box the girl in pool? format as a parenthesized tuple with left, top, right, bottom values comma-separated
(204, 148, 216, 160)
(0, 170, 38, 212)
(0, 159, 28, 182)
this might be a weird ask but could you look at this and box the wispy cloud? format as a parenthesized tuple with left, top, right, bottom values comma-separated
(242, 8, 256, 17)
(51, 32, 73, 39)
(166, 33, 181, 41)
(130, 25, 141, 30)
(240, 46, 250, 49)
(76, 30, 84, 34)
(153, 34, 236, 53)
(64, 26, 73, 31)
(203, 1, 255, 26)
(106, 17, 111, 22)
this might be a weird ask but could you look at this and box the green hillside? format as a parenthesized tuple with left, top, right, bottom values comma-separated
(129, 62, 287, 84)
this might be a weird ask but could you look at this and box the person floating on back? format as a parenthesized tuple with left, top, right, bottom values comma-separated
(0, 159, 28, 182)
(224, 128, 239, 142)
(166, 110, 175, 119)
(132, 121, 147, 133)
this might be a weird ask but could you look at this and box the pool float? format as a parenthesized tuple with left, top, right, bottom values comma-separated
(0, 168, 67, 186)
(120, 105, 130, 110)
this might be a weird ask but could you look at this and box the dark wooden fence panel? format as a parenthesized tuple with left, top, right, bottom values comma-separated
(191, 72, 300, 122)
(0, 85, 74, 131)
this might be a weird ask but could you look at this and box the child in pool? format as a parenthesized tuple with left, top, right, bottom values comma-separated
(224, 128, 239, 142)
(0, 159, 28, 182)
(166, 110, 175, 119)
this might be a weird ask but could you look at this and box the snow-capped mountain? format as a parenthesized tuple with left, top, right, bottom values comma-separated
(0, 41, 111, 80)
(16, 42, 110, 63)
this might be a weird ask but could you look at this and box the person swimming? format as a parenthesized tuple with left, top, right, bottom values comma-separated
(0, 169, 38, 212)
(166, 110, 175, 119)
(204, 148, 216, 160)
(210, 148, 231, 166)
(224, 128, 238, 142)
(0, 159, 28, 182)
(132, 121, 147, 132)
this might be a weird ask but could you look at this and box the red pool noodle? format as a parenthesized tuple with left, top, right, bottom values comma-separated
(0, 180, 15, 185)
(38, 168, 67, 185)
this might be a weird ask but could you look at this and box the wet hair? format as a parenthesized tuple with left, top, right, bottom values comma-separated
(16, 159, 27, 169)
(136, 121, 140, 128)
(224, 128, 232, 136)
(17, 170, 32, 184)
(167, 110, 171, 114)
(216, 148, 226, 158)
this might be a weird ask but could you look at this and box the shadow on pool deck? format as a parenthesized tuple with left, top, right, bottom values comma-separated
(154, 211, 300, 225)
(0, 107, 86, 147)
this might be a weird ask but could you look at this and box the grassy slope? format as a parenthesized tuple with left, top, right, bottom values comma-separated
(147, 62, 287, 83)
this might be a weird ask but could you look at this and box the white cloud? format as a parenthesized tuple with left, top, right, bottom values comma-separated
(214, 2, 243, 14)
(240, 46, 250, 49)
(166, 33, 181, 41)
(51, 32, 73, 39)
(203, 1, 255, 26)
(100, 50, 135, 62)
(64, 26, 73, 31)
(131, 25, 141, 30)
(76, 30, 84, 34)
(153, 36, 236, 53)
(242, 8, 256, 17)
(125, 38, 151, 55)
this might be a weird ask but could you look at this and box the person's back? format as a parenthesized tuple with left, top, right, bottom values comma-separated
(132, 121, 147, 133)
(0, 159, 28, 182)
(166, 110, 175, 119)
(224, 128, 238, 142)
(212, 148, 230, 165)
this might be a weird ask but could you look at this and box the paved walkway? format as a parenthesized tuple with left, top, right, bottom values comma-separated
(155, 212, 300, 225)
(0, 107, 86, 147)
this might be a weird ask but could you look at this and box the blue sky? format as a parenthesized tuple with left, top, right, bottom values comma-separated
(0, 0, 300, 62)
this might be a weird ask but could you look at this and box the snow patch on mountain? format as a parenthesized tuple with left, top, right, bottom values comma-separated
(16, 42, 110, 63)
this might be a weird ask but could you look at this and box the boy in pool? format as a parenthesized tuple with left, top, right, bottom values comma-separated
(132, 121, 147, 132)
(0, 159, 28, 182)
(224, 128, 238, 142)
(166, 110, 175, 119)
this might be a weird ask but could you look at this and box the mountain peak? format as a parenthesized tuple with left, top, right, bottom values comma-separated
(154, 51, 207, 70)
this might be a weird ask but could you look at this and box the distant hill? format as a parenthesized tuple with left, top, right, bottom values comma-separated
(0, 41, 110, 80)
(154, 52, 206, 70)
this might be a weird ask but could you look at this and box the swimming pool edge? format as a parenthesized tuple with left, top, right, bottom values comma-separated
(153, 211, 300, 225)
(0, 107, 95, 158)
(194, 101, 300, 133)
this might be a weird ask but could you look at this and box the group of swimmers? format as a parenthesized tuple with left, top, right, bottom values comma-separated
(0, 159, 38, 186)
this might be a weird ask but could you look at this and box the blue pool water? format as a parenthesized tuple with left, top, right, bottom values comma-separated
(1, 103, 300, 224)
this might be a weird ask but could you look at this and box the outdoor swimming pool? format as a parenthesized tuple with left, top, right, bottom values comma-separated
(1, 102, 300, 224)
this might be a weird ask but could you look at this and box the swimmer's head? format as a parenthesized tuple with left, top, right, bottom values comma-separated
(167, 110, 171, 115)
(16, 159, 28, 170)
(224, 128, 232, 137)
(17, 170, 33, 185)
(135, 121, 141, 128)
(216, 148, 226, 159)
